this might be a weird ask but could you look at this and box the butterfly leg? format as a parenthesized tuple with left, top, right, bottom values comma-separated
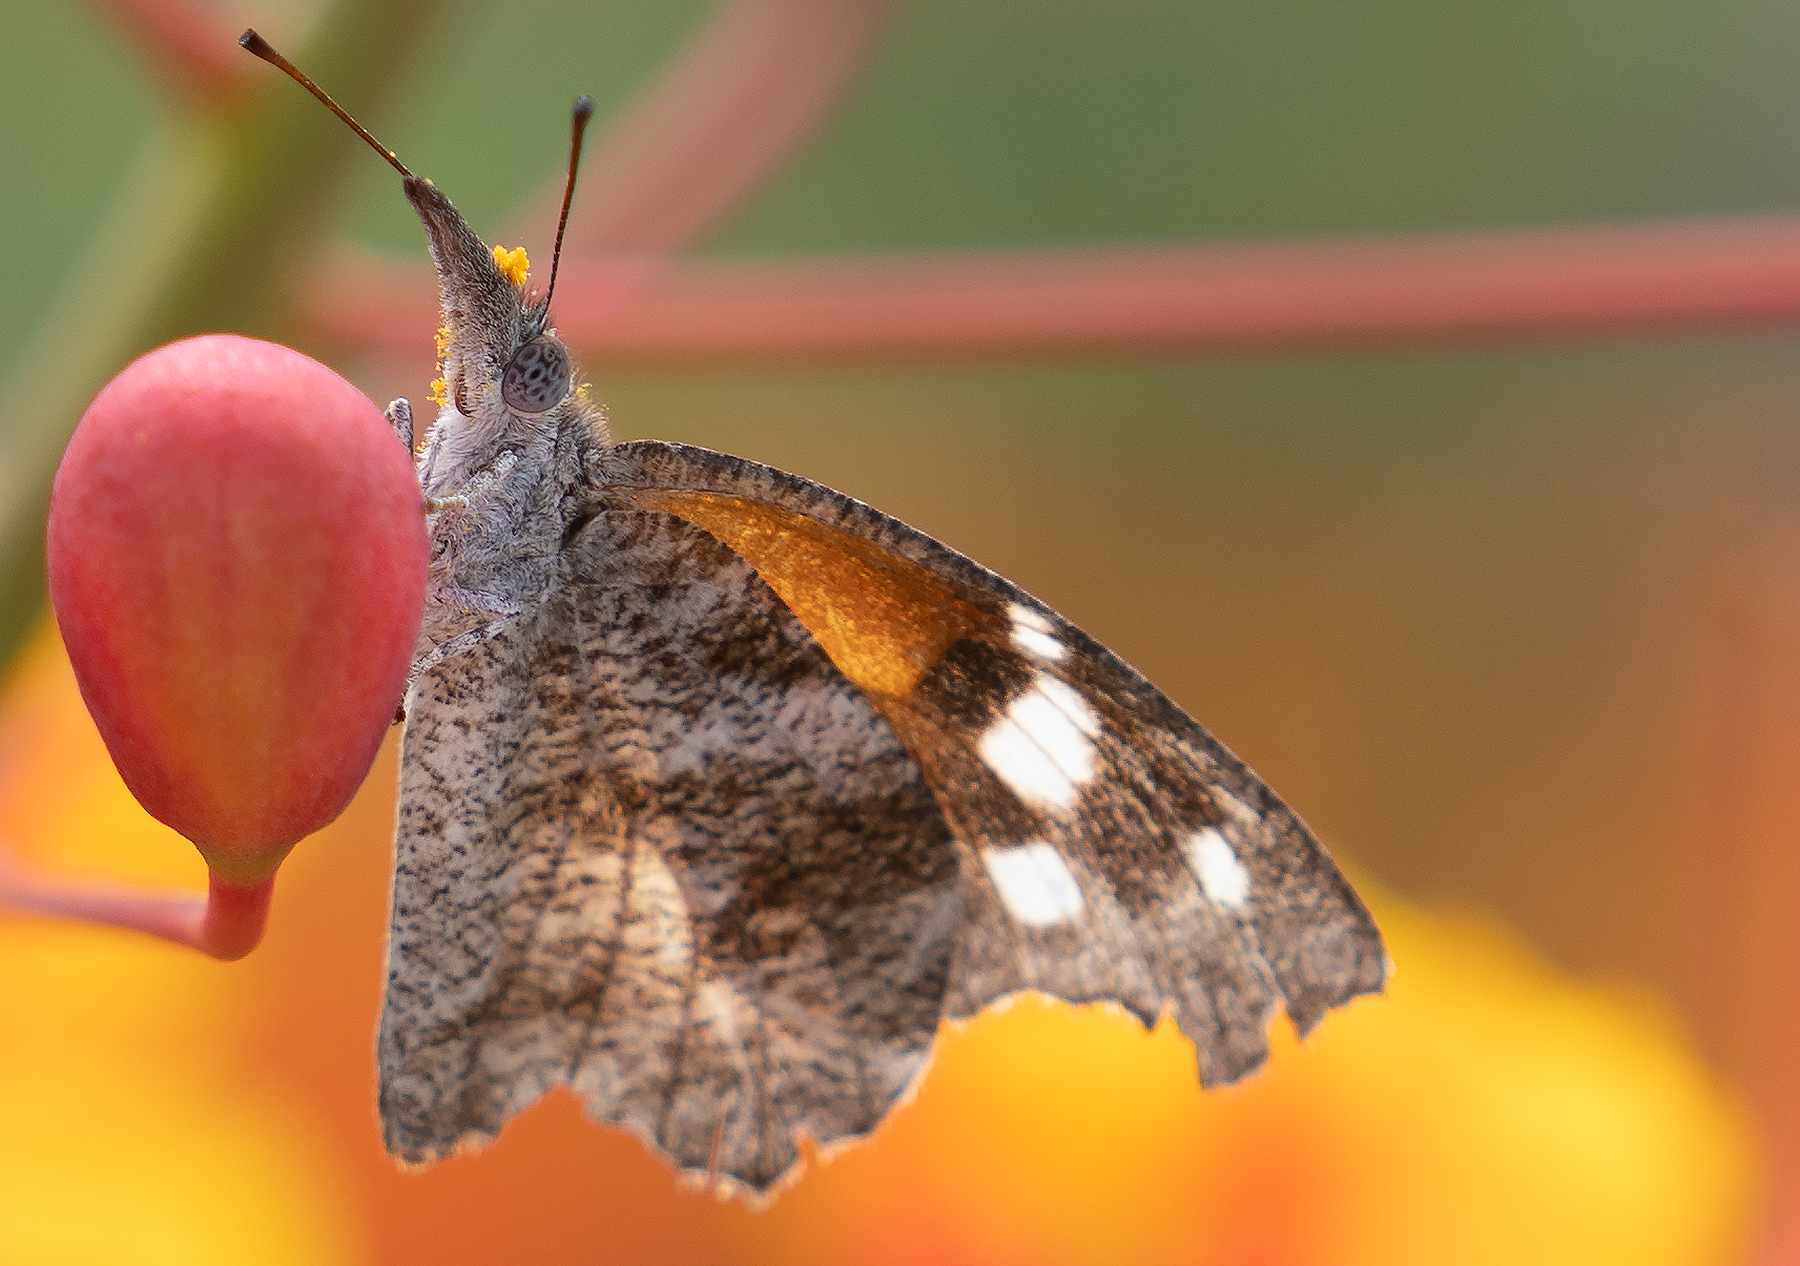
(384, 397, 414, 454)
(437, 585, 518, 618)
(404, 584, 521, 695)
(404, 611, 512, 696)
(424, 451, 520, 517)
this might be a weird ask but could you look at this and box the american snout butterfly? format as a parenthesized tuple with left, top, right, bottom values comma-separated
(242, 30, 1387, 1196)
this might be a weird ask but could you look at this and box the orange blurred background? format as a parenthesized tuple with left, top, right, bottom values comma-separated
(0, 621, 1757, 1262)
(6, 0, 1800, 1261)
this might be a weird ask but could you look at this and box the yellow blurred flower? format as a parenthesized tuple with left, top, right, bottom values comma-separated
(731, 902, 1757, 1266)
(0, 621, 1761, 1265)
(0, 627, 363, 1265)
(0, 928, 364, 1266)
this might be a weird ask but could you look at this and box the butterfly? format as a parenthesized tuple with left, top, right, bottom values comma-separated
(241, 31, 1387, 1197)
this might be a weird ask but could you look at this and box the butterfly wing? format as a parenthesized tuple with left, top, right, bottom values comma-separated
(383, 499, 961, 1191)
(380, 438, 1386, 1195)
(605, 443, 1387, 1044)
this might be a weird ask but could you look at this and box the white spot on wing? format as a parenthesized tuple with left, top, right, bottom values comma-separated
(982, 842, 1085, 927)
(1186, 827, 1252, 910)
(977, 717, 1071, 808)
(977, 673, 1101, 809)
(1012, 624, 1065, 661)
(1008, 603, 1065, 661)
(1034, 676, 1099, 736)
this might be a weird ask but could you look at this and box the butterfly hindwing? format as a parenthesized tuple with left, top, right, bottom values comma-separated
(385, 495, 963, 1191)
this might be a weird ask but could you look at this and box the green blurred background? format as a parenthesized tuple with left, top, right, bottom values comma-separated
(7, 0, 1800, 1231)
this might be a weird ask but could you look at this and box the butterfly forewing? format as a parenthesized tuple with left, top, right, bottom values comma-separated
(609, 442, 1386, 1074)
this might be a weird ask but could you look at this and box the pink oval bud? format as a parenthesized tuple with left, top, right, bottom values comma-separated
(48, 335, 427, 883)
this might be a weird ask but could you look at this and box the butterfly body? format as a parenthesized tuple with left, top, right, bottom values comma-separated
(399, 179, 574, 687)
(377, 153, 1386, 1199)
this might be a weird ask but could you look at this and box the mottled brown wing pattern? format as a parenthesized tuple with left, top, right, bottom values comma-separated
(385, 503, 964, 1192)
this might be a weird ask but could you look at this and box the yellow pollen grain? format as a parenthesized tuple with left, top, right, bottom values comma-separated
(431, 324, 452, 408)
(493, 245, 530, 287)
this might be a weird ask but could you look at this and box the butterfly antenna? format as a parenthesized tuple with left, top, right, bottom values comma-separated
(539, 95, 595, 318)
(238, 30, 414, 179)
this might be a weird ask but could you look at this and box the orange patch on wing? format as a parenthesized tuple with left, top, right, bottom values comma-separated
(632, 489, 993, 699)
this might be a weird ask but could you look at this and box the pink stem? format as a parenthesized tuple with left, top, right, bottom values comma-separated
(83, 0, 247, 101)
(507, 0, 894, 259)
(194, 870, 275, 961)
(306, 215, 1800, 363)
(0, 847, 272, 961)
(1688, 518, 1800, 1262)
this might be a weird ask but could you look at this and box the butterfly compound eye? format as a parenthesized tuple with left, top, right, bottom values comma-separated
(501, 337, 571, 414)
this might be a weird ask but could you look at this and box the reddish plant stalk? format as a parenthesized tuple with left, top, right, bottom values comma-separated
(84, 0, 248, 101)
(509, 0, 894, 259)
(308, 215, 1800, 364)
(0, 848, 273, 961)
(1687, 516, 1800, 1264)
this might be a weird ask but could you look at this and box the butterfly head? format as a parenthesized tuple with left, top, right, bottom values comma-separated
(405, 90, 593, 431)
(403, 177, 574, 425)
(237, 32, 594, 434)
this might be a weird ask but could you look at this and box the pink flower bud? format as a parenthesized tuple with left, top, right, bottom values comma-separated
(48, 335, 427, 884)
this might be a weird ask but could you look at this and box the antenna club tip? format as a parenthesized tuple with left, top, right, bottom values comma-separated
(573, 95, 595, 121)
(239, 29, 265, 52)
